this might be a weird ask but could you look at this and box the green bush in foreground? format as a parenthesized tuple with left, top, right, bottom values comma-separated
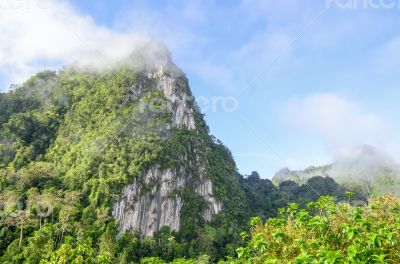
(221, 195, 400, 264)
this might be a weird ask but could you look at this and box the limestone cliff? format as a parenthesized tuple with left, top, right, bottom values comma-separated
(112, 53, 223, 237)
(112, 166, 222, 237)
(0, 40, 247, 260)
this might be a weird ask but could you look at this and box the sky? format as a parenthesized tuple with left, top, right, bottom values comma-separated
(1, 0, 400, 178)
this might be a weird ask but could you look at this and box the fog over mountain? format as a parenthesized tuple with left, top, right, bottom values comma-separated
(273, 145, 400, 195)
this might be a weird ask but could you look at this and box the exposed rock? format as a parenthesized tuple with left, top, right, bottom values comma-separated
(113, 167, 222, 237)
(195, 178, 223, 221)
(112, 168, 183, 237)
(156, 75, 195, 130)
(112, 46, 219, 237)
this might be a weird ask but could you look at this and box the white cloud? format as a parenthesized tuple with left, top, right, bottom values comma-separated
(282, 93, 386, 149)
(0, 0, 141, 87)
(0, 0, 220, 91)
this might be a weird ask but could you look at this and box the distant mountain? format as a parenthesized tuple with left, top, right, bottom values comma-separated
(272, 145, 400, 196)
(272, 165, 330, 186)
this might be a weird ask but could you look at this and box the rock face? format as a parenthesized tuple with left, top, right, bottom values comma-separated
(112, 59, 221, 237)
(112, 168, 184, 237)
(196, 178, 223, 221)
(156, 74, 196, 130)
(112, 166, 223, 237)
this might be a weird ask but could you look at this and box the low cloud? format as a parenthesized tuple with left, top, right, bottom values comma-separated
(0, 0, 109, 85)
(282, 93, 386, 149)
(72, 36, 179, 74)
(0, 0, 175, 88)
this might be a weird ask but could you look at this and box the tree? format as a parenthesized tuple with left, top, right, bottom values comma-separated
(26, 188, 55, 229)
(221, 195, 400, 263)
(57, 191, 80, 245)
(0, 190, 32, 248)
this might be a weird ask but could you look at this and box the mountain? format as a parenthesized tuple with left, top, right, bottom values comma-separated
(0, 41, 250, 262)
(272, 166, 330, 186)
(272, 145, 400, 196)
(0, 42, 355, 263)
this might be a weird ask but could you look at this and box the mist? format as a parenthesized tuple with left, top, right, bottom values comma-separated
(70, 36, 182, 76)
(327, 145, 400, 195)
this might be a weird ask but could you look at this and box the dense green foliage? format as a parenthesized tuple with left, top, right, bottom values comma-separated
(222, 195, 400, 263)
(0, 68, 364, 263)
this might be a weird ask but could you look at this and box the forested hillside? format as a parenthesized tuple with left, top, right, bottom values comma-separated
(0, 51, 364, 263)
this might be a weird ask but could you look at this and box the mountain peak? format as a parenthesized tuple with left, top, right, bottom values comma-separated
(70, 38, 182, 76)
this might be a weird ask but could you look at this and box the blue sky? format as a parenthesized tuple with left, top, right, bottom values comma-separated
(1, 0, 400, 178)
